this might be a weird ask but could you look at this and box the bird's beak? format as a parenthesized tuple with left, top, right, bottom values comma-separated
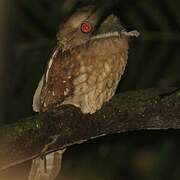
(91, 14, 140, 39)
(94, 14, 124, 35)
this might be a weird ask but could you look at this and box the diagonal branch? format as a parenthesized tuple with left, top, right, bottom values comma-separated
(0, 87, 180, 172)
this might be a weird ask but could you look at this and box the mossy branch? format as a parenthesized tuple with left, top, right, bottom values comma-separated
(0, 87, 180, 171)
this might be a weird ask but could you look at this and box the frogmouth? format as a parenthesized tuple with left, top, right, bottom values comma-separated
(30, 5, 139, 180)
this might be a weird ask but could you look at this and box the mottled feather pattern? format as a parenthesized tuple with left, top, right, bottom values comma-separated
(40, 49, 80, 112)
(40, 36, 128, 113)
(30, 5, 132, 180)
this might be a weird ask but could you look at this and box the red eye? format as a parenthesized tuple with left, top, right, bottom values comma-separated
(81, 22, 92, 33)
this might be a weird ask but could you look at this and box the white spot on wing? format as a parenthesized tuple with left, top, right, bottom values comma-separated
(64, 88, 70, 96)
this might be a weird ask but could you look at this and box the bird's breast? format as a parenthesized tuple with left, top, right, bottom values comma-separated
(40, 37, 128, 113)
(62, 37, 129, 113)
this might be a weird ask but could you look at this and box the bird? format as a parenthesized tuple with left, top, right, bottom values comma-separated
(29, 5, 139, 180)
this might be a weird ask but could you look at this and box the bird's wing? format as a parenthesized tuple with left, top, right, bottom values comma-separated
(33, 74, 44, 112)
(32, 49, 59, 112)
(33, 48, 80, 112)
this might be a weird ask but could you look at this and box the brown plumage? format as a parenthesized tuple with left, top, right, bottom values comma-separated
(30, 5, 139, 180)
(39, 36, 128, 113)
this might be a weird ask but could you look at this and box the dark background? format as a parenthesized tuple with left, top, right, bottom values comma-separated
(0, 0, 180, 179)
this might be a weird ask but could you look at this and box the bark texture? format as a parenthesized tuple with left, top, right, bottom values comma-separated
(0, 87, 180, 171)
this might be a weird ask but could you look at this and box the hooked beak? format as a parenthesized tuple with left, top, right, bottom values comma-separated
(91, 14, 140, 40)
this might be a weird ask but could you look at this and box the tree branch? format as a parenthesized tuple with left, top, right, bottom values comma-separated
(0, 87, 180, 172)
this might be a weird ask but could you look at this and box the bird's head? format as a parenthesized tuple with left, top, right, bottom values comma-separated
(57, 6, 139, 51)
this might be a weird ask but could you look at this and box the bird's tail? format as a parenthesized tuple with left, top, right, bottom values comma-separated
(28, 149, 65, 180)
